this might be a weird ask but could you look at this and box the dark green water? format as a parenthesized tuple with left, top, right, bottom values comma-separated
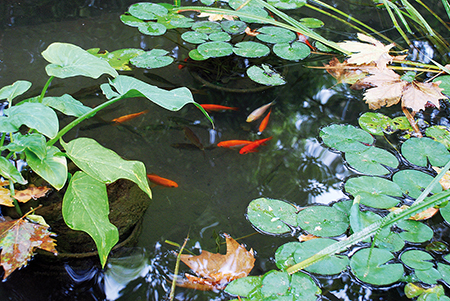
(0, 0, 448, 300)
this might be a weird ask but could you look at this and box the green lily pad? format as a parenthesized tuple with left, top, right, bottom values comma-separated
(128, 2, 168, 20)
(197, 41, 233, 58)
(434, 75, 450, 96)
(225, 276, 262, 298)
(401, 249, 434, 270)
(246, 197, 298, 234)
(358, 112, 395, 135)
(297, 205, 349, 237)
(267, 0, 306, 9)
(192, 21, 222, 33)
(275, 241, 301, 269)
(209, 32, 231, 42)
(158, 14, 194, 29)
(315, 41, 333, 52)
(273, 41, 310, 60)
(120, 14, 145, 27)
(438, 263, 450, 285)
(375, 229, 405, 252)
(237, 6, 269, 24)
(0, 80, 32, 103)
(319, 124, 374, 152)
(247, 64, 286, 86)
(350, 248, 404, 285)
(293, 238, 349, 275)
(189, 49, 209, 61)
(345, 176, 402, 208)
(426, 126, 450, 150)
(349, 197, 382, 235)
(402, 137, 450, 167)
(0, 157, 27, 185)
(181, 31, 208, 44)
(392, 116, 413, 131)
(233, 41, 270, 58)
(138, 22, 167, 36)
(256, 26, 296, 44)
(25, 146, 67, 190)
(261, 270, 290, 296)
(221, 20, 247, 34)
(300, 17, 324, 28)
(345, 147, 398, 176)
(415, 267, 442, 285)
(42, 42, 118, 79)
(130, 49, 174, 69)
(229, 0, 264, 9)
(392, 169, 441, 199)
(397, 219, 433, 243)
(89, 48, 145, 71)
(440, 203, 450, 224)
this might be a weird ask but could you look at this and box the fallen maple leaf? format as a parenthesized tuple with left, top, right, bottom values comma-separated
(197, 12, 235, 22)
(13, 185, 51, 203)
(337, 33, 395, 67)
(402, 81, 445, 112)
(0, 217, 57, 279)
(176, 233, 255, 290)
(325, 57, 372, 87)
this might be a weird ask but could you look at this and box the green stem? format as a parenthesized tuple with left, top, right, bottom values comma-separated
(9, 180, 22, 217)
(169, 236, 188, 301)
(39, 76, 54, 102)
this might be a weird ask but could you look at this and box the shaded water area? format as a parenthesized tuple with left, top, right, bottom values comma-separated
(0, 0, 449, 300)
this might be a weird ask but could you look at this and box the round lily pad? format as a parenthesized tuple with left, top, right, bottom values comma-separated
(402, 137, 450, 167)
(426, 126, 450, 150)
(247, 64, 286, 86)
(192, 21, 222, 33)
(221, 20, 247, 34)
(273, 41, 310, 60)
(159, 14, 194, 29)
(256, 26, 296, 44)
(188, 49, 209, 61)
(246, 197, 298, 234)
(128, 2, 168, 20)
(209, 32, 231, 42)
(300, 17, 324, 28)
(397, 219, 433, 243)
(358, 112, 395, 135)
(297, 205, 349, 237)
(237, 6, 269, 24)
(130, 49, 173, 69)
(267, 0, 306, 9)
(181, 31, 208, 44)
(345, 147, 398, 176)
(233, 41, 270, 58)
(319, 124, 374, 152)
(138, 22, 166, 36)
(392, 169, 442, 199)
(96, 48, 146, 71)
(401, 249, 434, 270)
(120, 14, 145, 27)
(261, 271, 290, 296)
(275, 241, 301, 269)
(197, 41, 233, 58)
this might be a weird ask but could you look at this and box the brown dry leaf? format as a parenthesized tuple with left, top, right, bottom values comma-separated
(325, 57, 371, 86)
(402, 81, 446, 112)
(298, 233, 320, 242)
(244, 27, 259, 36)
(13, 185, 51, 203)
(0, 180, 9, 187)
(432, 166, 450, 190)
(176, 233, 255, 290)
(0, 187, 14, 207)
(337, 33, 395, 67)
(389, 205, 438, 221)
(0, 217, 57, 279)
(197, 12, 235, 21)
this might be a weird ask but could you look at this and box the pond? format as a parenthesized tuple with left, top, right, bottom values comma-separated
(0, 0, 449, 300)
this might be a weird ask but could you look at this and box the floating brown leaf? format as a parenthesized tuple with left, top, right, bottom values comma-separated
(432, 166, 450, 190)
(176, 233, 255, 290)
(12, 185, 51, 203)
(337, 33, 395, 67)
(402, 81, 445, 112)
(325, 57, 371, 86)
(389, 205, 439, 221)
(0, 217, 57, 279)
(0, 187, 14, 207)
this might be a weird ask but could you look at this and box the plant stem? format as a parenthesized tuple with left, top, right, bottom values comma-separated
(170, 236, 188, 301)
(39, 76, 54, 102)
(9, 180, 22, 216)
(402, 106, 422, 137)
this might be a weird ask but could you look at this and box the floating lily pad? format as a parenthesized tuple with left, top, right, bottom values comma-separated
(247, 64, 286, 86)
(246, 197, 298, 234)
(297, 205, 349, 237)
(90, 48, 145, 71)
(221, 20, 247, 34)
(181, 31, 208, 44)
(192, 21, 222, 33)
(130, 49, 173, 69)
(256, 26, 296, 44)
(426, 126, 450, 150)
(138, 22, 167, 36)
(273, 41, 310, 60)
(358, 112, 395, 135)
(233, 41, 270, 58)
(158, 14, 194, 29)
(128, 2, 168, 20)
(392, 116, 413, 131)
(397, 219, 433, 243)
(393, 169, 442, 199)
(237, 6, 269, 23)
(434, 75, 450, 96)
(120, 14, 145, 27)
(350, 248, 404, 286)
(401, 250, 434, 270)
(275, 241, 301, 269)
(315, 41, 333, 52)
(229, 0, 264, 9)
(267, 0, 306, 9)
(188, 49, 209, 61)
(225, 276, 262, 298)
(209, 32, 231, 42)
(300, 17, 324, 28)
(319, 124, 374, 152)
(345, 147, 398, 176)
(197, 41, 233, 58)
(402, 137, 450, 167)
(375, 229, 405, 252)
(345, 176, 402, 209)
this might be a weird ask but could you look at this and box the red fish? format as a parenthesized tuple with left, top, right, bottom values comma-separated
(258, 108, 272, 134)
(217, 140, 253, 149)
(112, 110, 149, 123)
(147, 174, 178, 188)
(200, 104, 239, 113)
(297, 33, 315, 50)
(239, 137, 273, 154)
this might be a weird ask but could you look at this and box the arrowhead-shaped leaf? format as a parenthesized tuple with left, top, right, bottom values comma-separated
(25, 146, 67, 190)
(0, 80, 32, 103)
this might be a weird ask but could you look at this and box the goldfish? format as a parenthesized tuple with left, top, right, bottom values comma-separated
(184, 126, 204, 150)
(297, 32, 315, 50)
(200, 104, 239, 113)
(246, 102, 274, 122)
(258, 108, 272, 134)
(147, 174, 178, 188)
(217, 140, 253, 149)
(112, 110, 149, 123)
(239, 137, 273, 154)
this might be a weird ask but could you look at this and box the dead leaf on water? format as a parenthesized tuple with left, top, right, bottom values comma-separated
(13, 185, 51, 203)
(0, 187, 14, 207)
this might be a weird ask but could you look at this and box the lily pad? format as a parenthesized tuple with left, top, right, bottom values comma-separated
(426, 126, 450, 150)
(297, 205, 349, 237)
(189, 49, 209, 61)
(393, 169, 442, 199)
(345, 176, 402, 208)
(401, 249, 434, 270)
(275, 241, 301, 269)
(120, 14, 145, 27)
(137, 22, 167, 36)
(158, 14, 194, 29)
(197, 41, 233, 58)
(350, 248, 404, 285)
(397, 219, 433, 243)
(225, 276, 262, 298)
(182, 31, 208, 44)
(434, 75, 450, 96)
(221, 20, 247, 34)
(128, 2, 168, 20)
(256, 26, 296, 44)
(209, 32, 231, 42)
(358, 112, 395, 135)
(345, 147, 398, 176)
(247, 64, 286, 86)
(130, 49, 174, 69)
(233, 41, 270, 58)
(267, 0, 306, 9)
(402, 137, 450, 167)
(319, 124, 374, 152)
(300, 17, 324, 28)
(191, 21, 222, 33)
(90, 48, 145, 71)
(273, 41, 310, 60)
(237, 6, 269, 24)
(246, 197, 298, 234)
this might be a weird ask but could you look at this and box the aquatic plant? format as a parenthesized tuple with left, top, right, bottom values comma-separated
(0, 42, 211, 278)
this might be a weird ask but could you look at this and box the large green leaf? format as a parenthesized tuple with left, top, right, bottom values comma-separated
(61, 137, 151, 199)
(3, 133, 47, 160)
(42, 42, 118, 79)
(402, 137, 450, 167)
(225, 276, 262, 297)
(0, 157, 27, 184)
(197, 41, 233, 58)
(297, 205, 349, 237)
(6, 102, 58, 139)
(137, 22, 167, 36)
(25, 146, 67, 190)
(0, 80, 32, 103)
(345, 147, 398, 176)
(23, 94, 92, 117)
(345, 176, 402, 208)
(319, 124, 374, 152)
(89, 48, 145, 71)
(62, 171, 118, 267)
(128, 2, 168, 20)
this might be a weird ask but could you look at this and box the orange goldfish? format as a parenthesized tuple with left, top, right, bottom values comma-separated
(217, 140, 253, 149)
(246, 102, 274, 122)
(200, 104, 239, 113)
(147, 174, 178, 187)
(112, 110, 149, 123)
(239, 137, 273, 154)
(258, 108, 272, 134)
(297, 33, 315, 50)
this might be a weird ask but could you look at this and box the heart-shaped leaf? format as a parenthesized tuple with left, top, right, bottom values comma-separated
(402, 137, 450, 167)
(273, 42, 310, 60)
(319, 124, 374, 152)
(0, 157, 27, 184)
(297, 205, 349, 237)
(345, 176, 402, 208)
(256, 26, 296, 44)
(197, 41, 233, 58)
(345, 147, 398, 176)
(128, 2, 168, 20)
(0, 80, 32, 103)
(247, 64, 286, 86)
(25, 146, 67, 190)
(23, 94, 92, 117)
